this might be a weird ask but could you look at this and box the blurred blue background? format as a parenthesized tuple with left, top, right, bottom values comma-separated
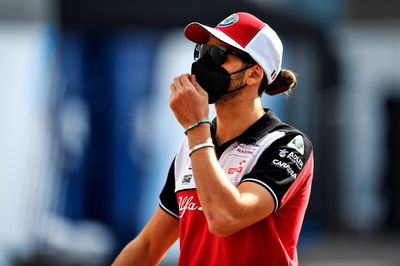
(1, 0, 400, 265)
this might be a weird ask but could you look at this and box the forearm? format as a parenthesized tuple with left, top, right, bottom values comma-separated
(187, 126, 243, 234)
(112, 237, 159, 266)
(113, 208, 179, 265)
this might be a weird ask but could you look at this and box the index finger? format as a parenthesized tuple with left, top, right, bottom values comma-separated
(179, 74, 198, 93)
(190, 75, 207, 95)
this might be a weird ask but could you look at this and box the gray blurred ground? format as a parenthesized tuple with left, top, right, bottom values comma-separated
(299, 234, 400, 266)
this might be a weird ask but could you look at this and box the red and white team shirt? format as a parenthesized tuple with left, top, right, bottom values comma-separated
(160, 109, 314, 266)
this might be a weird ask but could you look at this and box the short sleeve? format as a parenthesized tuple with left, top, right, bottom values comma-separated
(240, 133, 313, 212)
(159, 158, 179, 219)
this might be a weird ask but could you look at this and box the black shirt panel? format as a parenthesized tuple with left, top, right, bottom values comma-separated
(240, 131, 313, 211)
(159, 158, 180, 219)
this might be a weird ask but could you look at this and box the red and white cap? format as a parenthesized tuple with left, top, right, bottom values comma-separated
(184, 12, 283, 85)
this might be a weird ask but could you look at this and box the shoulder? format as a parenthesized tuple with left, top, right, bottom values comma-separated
(265, 111, 313, 154)
(277, 126, 312, 153)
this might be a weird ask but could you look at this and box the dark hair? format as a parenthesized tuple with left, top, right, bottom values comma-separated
(258, 69, 297, 96)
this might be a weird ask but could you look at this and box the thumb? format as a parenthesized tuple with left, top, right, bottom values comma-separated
(191, 75, 207, 95)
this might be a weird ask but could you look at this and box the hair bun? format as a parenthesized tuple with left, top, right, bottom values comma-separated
(264, 69, 297, 96)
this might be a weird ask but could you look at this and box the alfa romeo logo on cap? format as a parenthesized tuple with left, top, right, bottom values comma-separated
(218, 13, 239, 27)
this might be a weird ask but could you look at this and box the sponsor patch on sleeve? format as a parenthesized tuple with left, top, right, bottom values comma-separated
(287, 135, 304, 155)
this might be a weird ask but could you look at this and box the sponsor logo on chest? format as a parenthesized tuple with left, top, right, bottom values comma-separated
(182, 174, 192, 184)
(224, 143, 261, 182)
(236, 147, 254, 155)
(181, 163, 194, 185)
(178, 196, 203, 218)
(228, 160, 247, 175)
(234, 143, 260, 156)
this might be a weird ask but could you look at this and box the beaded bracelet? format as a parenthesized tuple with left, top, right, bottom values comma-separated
(184, 120, 212, 134)
(189, 142, 215, 157)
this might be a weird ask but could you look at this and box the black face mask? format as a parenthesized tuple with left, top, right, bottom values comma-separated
(191, 55, 254, 104)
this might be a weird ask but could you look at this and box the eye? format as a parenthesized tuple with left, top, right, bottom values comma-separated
(209, 46, 227, 65)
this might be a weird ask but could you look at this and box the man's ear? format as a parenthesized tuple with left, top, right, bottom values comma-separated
(246, 64, 264, 86)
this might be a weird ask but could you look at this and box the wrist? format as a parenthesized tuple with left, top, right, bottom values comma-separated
(184, 119, 211, 134)
(187, 123, 211, 142)
(188, 142, 215, 157)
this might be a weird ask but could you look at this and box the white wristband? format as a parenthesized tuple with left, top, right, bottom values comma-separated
(189, 142, 215, 157)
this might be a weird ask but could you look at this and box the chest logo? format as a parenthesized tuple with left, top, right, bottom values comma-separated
(228, 160, 247, 175)
(178, 196, 203, 218)
(236, 147, 254, 155)
(182, 174, 192, 184)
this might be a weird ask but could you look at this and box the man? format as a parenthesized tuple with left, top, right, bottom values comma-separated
(113, 12, 314, 266)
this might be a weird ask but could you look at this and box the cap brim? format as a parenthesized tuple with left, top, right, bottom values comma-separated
(184, 22, 246, 53)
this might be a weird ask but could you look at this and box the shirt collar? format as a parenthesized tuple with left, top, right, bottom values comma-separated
(210, 108, 283, 147)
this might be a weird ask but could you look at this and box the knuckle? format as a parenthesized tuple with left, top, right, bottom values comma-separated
(186, 87, 195, 94)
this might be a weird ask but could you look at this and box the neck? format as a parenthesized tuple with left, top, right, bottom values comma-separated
(214, 97, 265, 146)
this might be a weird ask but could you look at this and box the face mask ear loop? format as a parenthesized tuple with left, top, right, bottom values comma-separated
(223, 63, 256, 95)
(223, 83, 247, 95)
